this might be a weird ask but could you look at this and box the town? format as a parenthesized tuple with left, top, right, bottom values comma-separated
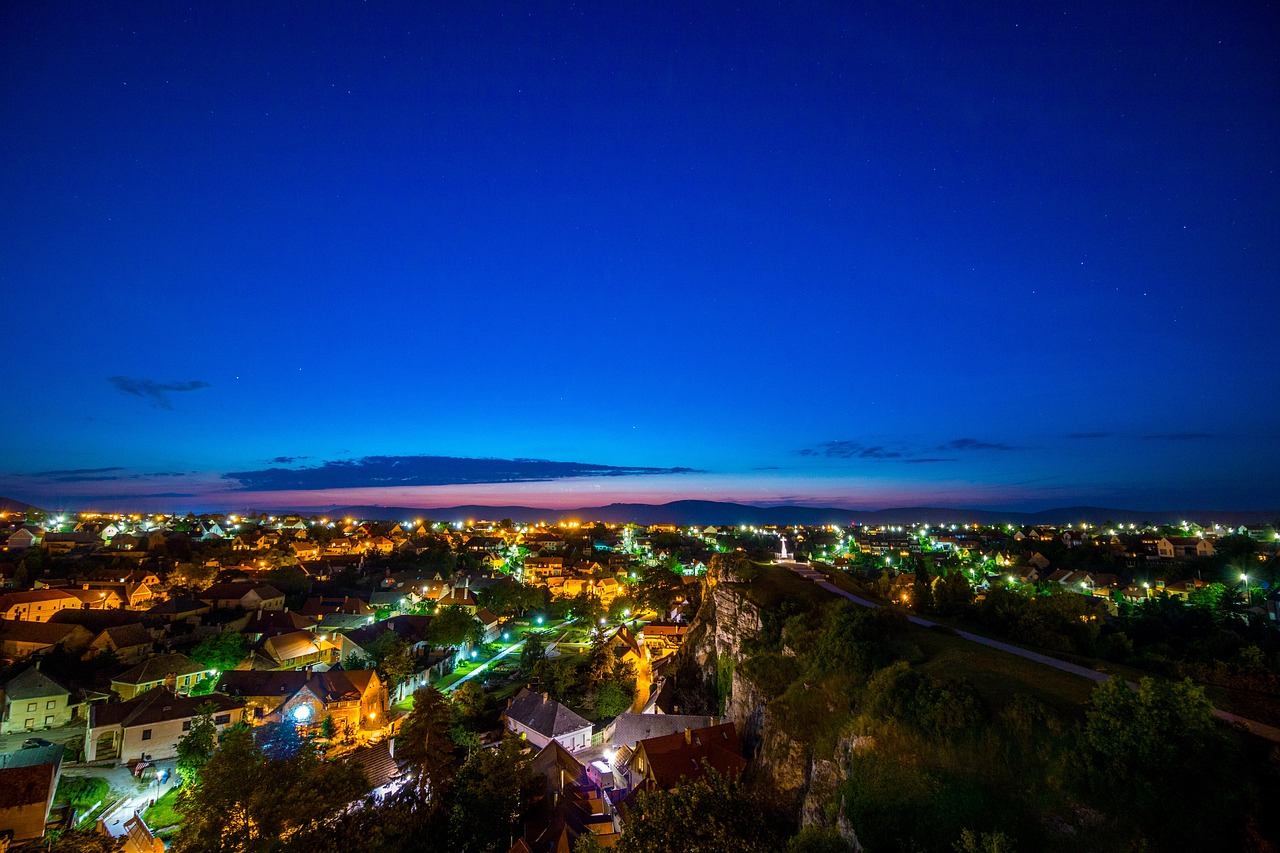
(1, 504, 1278, 851)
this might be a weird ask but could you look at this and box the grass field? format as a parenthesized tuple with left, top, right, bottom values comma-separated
(912, 626, 1095, 717)
(143, 787, 182, 830)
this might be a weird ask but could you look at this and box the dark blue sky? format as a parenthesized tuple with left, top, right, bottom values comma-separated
(2, 1, 1277, 513)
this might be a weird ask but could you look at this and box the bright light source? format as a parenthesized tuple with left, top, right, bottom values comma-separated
(293, 705, 313, 722)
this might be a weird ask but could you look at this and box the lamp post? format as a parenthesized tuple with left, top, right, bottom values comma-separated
(1240, 573, 1249, 603)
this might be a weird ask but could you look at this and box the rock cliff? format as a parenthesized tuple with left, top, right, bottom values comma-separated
(668, 558, 862, 850)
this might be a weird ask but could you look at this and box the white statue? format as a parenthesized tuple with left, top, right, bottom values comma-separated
(779, 536, 789, 561)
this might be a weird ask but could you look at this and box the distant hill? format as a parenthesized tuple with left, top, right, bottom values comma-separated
(315, 500, 1279, 527)
(0, 496, 40, 514)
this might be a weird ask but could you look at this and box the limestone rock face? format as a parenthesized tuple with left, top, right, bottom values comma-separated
(675, 572, 862, 852)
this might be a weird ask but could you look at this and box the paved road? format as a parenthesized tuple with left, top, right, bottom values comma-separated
(784, 562, 1280, 743)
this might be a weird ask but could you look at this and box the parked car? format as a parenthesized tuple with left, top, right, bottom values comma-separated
(22, 737, 53, 749)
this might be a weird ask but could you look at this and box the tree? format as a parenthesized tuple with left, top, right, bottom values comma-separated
(426, 606, 483, 649)
(362, 631, 415, 688)
(395, 688, 457, 811)
(190, 632, 249, 673)
(615, 768, 780, 853)
(1083, 676, 1219, 809)
(955, 829, 1016, 853)
(913, 564, 935, 613)
(447, 736, 538, 853)
(175, 704, 218, 788)
(933, 572, 975, 617)
(786, 827, 852, 853)
(452, 680, 487, 722)
(568, 591, 603, 625)
(520, 631, 546, 675)
(592, 680, 632, 718)
(174, 726, 367, 853)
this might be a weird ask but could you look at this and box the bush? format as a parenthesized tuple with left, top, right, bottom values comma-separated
(739, 652, 802, 700)
(57, 776, 111, 807)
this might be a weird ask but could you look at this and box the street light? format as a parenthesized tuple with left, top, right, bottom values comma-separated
(1241, 573, 1249, 601)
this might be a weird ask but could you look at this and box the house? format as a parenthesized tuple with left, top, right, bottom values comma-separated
(111, 653, 215, 700)
(82, 581, 155, 610)
(4, 528, 42, 550)
(605, 713, 717, 752)
(502, 688, 593, 752)
(1, 667, 75, 733)
(291, 541, 321, 561)
(62, 586, 126, 610)
(85, 690, 244, 764)
(145, 596, 212, 623)
(638, 622, 688, 656)
(604, 625, 649, 672)
(260, 631, 337, 669)
(0, 589, 82, 622)
(1267, 588, 1280, 623)
(622, 722, 744, 792)
(85, 624, 154, 664)
(300, 595, 374, 619)
(215, 669, 313, 721)
(476, 608, 502, 644)
(0, 621, 93, 661)
(595, 577, 622, 604)
(200, 582, 286, 612)
(42, 531, 102, 554)
(0, 744, 64, 845)
(368, 591, 410, 614)
(276, 669, 387, 738)
(525, 557, 565, 582)
(435, 585, 479, 613)
(366, 536, 396, 555)
(243, 609, 319, 640)
(1158, 537, 1215, 559)
(513, 740, 620, 853)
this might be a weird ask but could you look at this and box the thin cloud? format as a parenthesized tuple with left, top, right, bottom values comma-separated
(1140, 432, 1215, 441)
(108, 376, 212, 409)
(939, 438, 1018, 452)
(1068, 432, 1114, 440)
(800, 437, 1018, 460)
(799, 441, 903, 459)
(270, 456, 309, 465)
(28, 467, 125, 478)
(223, 454, 700, 492)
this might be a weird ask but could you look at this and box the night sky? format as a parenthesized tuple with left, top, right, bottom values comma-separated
(2, 2, 1277, 514)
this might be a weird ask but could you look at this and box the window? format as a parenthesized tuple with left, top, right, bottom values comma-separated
(25, 719, 34, 729)
(46, 700, 56, 710)
(45, 716, 53, 726)
(142, 729, 152, 741)
(214, 714, 231, 725)
(182, 721, 191, 732)
(27, 702, 36, 712)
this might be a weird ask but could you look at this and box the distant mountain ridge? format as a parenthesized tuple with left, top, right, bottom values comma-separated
(2, 496, 1273, 527)
(312, 500, 1280, 527)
